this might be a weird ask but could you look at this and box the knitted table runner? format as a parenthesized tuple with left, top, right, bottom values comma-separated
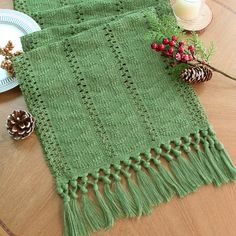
(13, 1, 236, 236)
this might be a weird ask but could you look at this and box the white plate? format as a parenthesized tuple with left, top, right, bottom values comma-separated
(0, 9, 41, 93)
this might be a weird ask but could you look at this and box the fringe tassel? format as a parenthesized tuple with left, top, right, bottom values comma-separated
(64, 200, 81, 236)
(132, 167, 153, 212)
(217, 148, 236, 180)
(63, 187, 88, 236)
(146, 165, 174, 202)
(126, 177, 143, 216)
(135, 165, 163, 206)
(154, 159, 187, 197)
(203, 140, 229, 186)
(187, 147, 213, 185)
(62, 129, 236, 236)
(209, 137, 236, 181)
(113, 177, 136, 217)
(172, 149, 203, 187)
(197, 148, 216, 184)
(103, 182, 123, 219)
(93, 184, 114, 229)
(81, 192, 104, 232)
(165, 154, 197, 193)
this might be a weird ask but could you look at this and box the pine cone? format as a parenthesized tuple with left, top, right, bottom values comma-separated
(6, 110, 35, 140)
(180, 65, 213, 84)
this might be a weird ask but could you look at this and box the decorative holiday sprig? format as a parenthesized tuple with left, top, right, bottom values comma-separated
(147, 13, 236, 83)
(0, 40, 22, 77)
(150, 35, 236, 83)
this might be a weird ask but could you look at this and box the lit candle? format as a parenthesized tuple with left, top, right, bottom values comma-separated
(173, 0, 202, 21)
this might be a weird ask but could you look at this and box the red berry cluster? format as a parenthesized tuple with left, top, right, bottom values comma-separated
(151, 35, 195, 63)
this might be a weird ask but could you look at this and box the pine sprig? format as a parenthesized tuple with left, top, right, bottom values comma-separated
(187, 32, 215, 63)
(146, 13, 185, 42)
(206, 42, 215, 63)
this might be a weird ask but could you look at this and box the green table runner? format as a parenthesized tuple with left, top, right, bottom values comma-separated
(13, 1, 236, 236)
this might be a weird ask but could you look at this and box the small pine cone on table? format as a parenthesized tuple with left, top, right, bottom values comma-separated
(180, 65, 213, 84)
(6, 110, 35, 140)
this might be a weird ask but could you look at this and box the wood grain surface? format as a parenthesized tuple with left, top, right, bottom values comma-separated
(0, 1, 236, 236)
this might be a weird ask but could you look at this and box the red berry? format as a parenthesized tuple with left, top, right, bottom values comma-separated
(179, 41, 186, 47)
(178, 46, 184, 53)
(158, 44, 165, 51)
(175, 53, 181, 61)
(168, 47, 174, 54)
(181, 54, 191, 62)
(169, 40, 176, 46)
(151, 43, 158, 50)
(188, 55, 193, 61)
(163, 51, 170, 57)
(172, 35, 178, 41)
(188, 45, 195, 52)
(184, 54, 190, 61)
(163, 38, 169, 45)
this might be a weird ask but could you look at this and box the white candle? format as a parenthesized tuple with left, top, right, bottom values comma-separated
(173, 0, 202, 21)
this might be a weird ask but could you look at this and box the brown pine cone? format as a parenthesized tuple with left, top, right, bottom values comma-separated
(180, 65, 213, 84)
(6, 110, 35, 140)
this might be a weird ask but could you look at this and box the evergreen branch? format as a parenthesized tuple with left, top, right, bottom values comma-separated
(146, 13, 185, 42)
(187, 32, 215, 63)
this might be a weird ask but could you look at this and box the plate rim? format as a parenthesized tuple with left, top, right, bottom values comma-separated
(0, 9, 41, 93)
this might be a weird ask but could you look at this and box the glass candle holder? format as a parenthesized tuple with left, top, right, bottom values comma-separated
(172, 0, 203, 21)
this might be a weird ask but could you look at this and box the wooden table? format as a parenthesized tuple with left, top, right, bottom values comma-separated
(0, 1, 236, 235)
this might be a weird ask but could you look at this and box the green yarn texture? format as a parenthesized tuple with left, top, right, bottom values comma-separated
(13, 1, 236, 236)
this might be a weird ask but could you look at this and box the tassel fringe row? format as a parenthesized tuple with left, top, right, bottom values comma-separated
(60, 129, 236, 236)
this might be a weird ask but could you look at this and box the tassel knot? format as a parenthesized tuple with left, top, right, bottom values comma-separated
(121, 169, 131, 178)
(193, 143, 199, 150)
(143, 161, 151, 168)
(70, 180, 78, 187)
(123, 159, 132, 166)
(100, 176, 111, 184)
(182, 136, 191, 143)
(113, 174, 121, 181)
(207, 137, 215, 147)
(69, 190, 78, 199)
(103, 168, 111, 175)
(173, 139, 181, 146)
(92, 172, 99, 179)
(208, 128, 215, 136)
(215, 142, 224, 151)
(93, 184, 99, 191)
(193, 132, 201, 141)
(132, 163, 142, 172)
(201, 130, 208, 137)
(171, 149, 181, 157)
(63, 195, 71, 203)
(132, 155, 141, 162)
(113, 164, 121, 170)
(57, 187, 64, 195)
(162, 153, 173, 162)
(182, 145, 191, 153)
(152, 158, 161, 165)
(155, 148, 162, 155)
(80, 186, 88, 194)
(162, 144, 171, 152)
